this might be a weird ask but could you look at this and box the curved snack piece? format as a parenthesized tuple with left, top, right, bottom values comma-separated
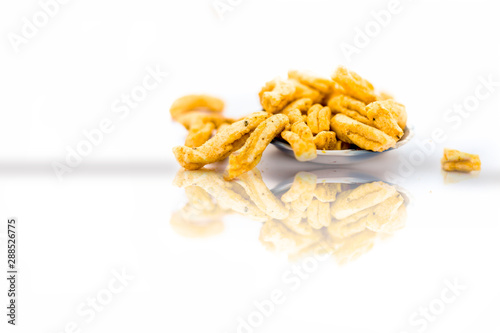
(331, 181, 397, 220)
(225, 114, 289, 180)
(259, 78, 297, 113)
(327, 95, 371, 125)
(175, 111, 231, 130)
(170, 94, 225, 120)
(366, 101, 404, 140)
(236, 169, 289, 219)
(313, 131, 337, 150)
(332, 66, 377, 104)
(281, 107, 303, 125)
(307, 104, 331, 135)
(185, 120, 215, 148)
(288, 70, 333, 94)
(330, 114, 396, 152)
(441, 148, 481, 172)
(173, 111, 270, 170)
(282, 98, 313, 116)
(289, 79, 323, 103)
(281, 121, 317, 161)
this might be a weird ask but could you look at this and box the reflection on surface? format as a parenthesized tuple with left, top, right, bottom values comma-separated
(172, 168, 408, 264)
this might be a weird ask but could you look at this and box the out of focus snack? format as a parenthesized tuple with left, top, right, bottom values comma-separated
(441, 148, 481, 172)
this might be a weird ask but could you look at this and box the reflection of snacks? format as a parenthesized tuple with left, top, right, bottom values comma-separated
(225, 114, 289, 180)
(331, 114, 396, 152)
(172, 169, 408, 264)
(170, 94, 224, 120)
(173, 112, 269, 170)
(441, 148, 481, 172)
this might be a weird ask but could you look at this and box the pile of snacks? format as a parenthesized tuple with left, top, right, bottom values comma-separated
(171, 66, 408, 180)
(172, 169, 407, 263)
(441, 148, 481, 172)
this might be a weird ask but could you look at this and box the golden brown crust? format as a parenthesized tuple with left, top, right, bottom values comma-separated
(307, 104, 331, 135)
(313, 131, 337, 150)
(327, 95, 371, 125)
(288, 70, 334, 94)
(441, 148, 481, 172)
(332, 66, 377, 104)
(281, 121, 317, 161)
(330, 114, 396, 152)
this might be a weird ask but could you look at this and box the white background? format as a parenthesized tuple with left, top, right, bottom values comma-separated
(1, 0, 499, 332)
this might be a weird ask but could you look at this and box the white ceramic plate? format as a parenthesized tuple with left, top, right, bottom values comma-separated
(271, 125, 414, 165)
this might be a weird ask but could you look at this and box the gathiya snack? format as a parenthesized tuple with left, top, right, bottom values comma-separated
(171, 66, 408, 179)
(441, 148, 481, 172)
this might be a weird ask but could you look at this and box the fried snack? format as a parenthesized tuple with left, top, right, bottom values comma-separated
(332, 66, 377, 104)
(288, 70, 333, 94)
(441, 148, 481, 172)
(289, 79, 323, 103)
(184, 185, 216, 212)
(281, 121, 317, 161)
(314, 131, 338, 150)
(184, 119, 215, 148)
(327, 95, 371, 125)
(331, 181, 397, 220)
(236, 169, 289, 219)
(330, 114, 396, 152)
(170, 94, 224, 120)
(173, 169, 268, 221)
(259, 78, 296, 113)
(282, 98, 313, 117)
(175, 111, 231, 130)
(307, 104, 331, 135)
(173, 111, 270, 170)
(365, 193, 405, 233)
(366, 101, 404, 140)
(225, 114, 289, 180)
(306, 199, 331, 229)
(313, 183, 341, 202)
(281, 107, 303, 125)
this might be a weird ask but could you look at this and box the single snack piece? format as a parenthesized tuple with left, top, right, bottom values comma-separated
(184, 119, 215, 148)
(327, 95, 370, 125)
(175, 111, 231, 129)
(366, 101, 404, 140)
(441, 148, 481, 172)
(366, 100, 406, 137)
(170, 94, 225, 120)
(281, 121, 317, 161)
(282, 107, 304, 125)
(288, 70, 333, 94)
(225, 114, 289, 180)
(330, 114, 396, 152)
(173, 111, 270, 170)
(259, 78, 296, 113)
(314, 131, 337, 150)
(289, 79, 323, 103)
(332, 66, 377, 104)
(282, 98, 313, 116)
(307, 104, 331, 135)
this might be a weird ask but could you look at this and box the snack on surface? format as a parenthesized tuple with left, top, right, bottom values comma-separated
(441, 148, 481, 172)
(307, 104, 331, 135)
(281, 121, 317, 161)
(171, 66, 408, 174)
(173, 112, 270, 170)
(225, 114, 289, 180)
(332, 66, 377, 104)
(328, 95, 370, 125)
(331, 114, 396, 152)
(170, 94, 225, 120)
(313, 131, 338, 150)
(259, 78, 296, 113)
(288, 70, 333, 94)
